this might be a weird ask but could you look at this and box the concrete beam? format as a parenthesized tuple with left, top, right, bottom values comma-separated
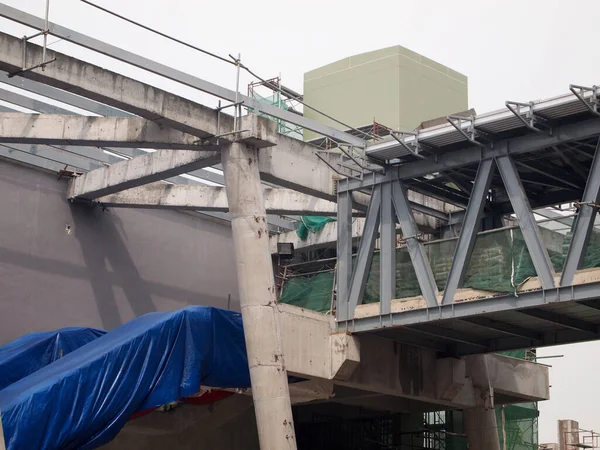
(96, 184, 339, 216)
(0, 31, 452, 226)
(269, 211, 438, 254)
(0, 113, 204, 150)
(277, 304, 549, 409)
(68, 150, 220, 200)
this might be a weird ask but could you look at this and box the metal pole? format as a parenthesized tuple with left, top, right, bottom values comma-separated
(221, 142, 296, 450)
(234, 53, 240, 132)
(41, 0, 50, 70)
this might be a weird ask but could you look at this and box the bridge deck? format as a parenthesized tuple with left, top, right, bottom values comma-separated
(343, 271, 600, 356)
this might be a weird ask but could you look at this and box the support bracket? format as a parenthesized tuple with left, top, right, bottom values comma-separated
(390, 131, 426, 159)
(570, 84, 600, 117)
(505, 101, 551, 133)
(446, 115, 492, 147)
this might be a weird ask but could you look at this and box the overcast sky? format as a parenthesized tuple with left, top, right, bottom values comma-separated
(2, 0, 600, 444)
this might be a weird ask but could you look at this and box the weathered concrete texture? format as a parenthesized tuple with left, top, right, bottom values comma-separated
(463, 407, 500, 450)
(0, 113, 204, 149)
(67, 150, 220, 200)
(558, 419, 580, 450)
(103, 394, 260, 450)
(96, 184, 339, 216)
(222, 143, 296, 449)
(0, 158, 239, 343)
(0, 31, 452, 223)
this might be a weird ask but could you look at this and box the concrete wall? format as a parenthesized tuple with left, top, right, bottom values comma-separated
(0, 158, 239, 343)
(303, 45, 468, 141)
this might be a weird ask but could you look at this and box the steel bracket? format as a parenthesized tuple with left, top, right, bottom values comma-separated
(570, 84, 600, 117)
(446, 115, 492, 147)
(505, 101, 551, 134)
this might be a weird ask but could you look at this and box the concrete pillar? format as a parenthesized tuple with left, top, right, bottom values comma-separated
(558, 419, 579, 450)
(222, 142, 296, 450)
(463, 407, 500, 450)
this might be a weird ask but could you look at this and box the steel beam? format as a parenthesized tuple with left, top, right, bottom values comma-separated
(346, 186, 381, 319)
(380, 182, 396, 314)
(496, 155, 556, 289)
(336, 179, 353, 321)
(96, 185, 338, 216)
(339, 281, 600, 333)
(518, 309, 598, 335)
(392, 181, 439, 307)
(461, 317, 543, 341)
(442, 159, 495, 305)
(561, 139, 600, 285)
(68, 150, 221, 200)
(339, 119, 600, 192)
(0, 113, 204, 149)
(406, 325, 488, 349)
(0, 4, 363, 146)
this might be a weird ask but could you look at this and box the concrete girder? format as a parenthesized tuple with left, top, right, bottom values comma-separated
(96, 184, 339, 216)
(268, 209, 438, 254)
(277, 304, 549, 408)
(0, 113, 204, 150)
(0, 31, 453, 225)
(67, 150, 221, 200)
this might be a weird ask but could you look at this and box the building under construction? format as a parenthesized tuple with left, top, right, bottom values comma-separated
(0, 2, 599, 450)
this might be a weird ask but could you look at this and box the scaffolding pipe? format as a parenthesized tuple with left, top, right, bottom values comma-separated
(221, 142, 296, 450)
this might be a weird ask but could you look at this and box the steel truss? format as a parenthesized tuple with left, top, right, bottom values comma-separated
(336, 123, 600, 349)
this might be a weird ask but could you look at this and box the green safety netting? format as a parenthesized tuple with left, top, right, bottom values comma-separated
(280, 225, 600, 314)
(296, 216, 336, 240)
(495, 350, 539, 450)
(247, 92, 303, 139)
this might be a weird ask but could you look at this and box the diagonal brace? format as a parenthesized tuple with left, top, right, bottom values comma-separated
(561, 138, 600, 286)
(392, 180, 439, 307)
(346, 185, 382, 319)
(442, 159, 495, 305)
(496, 155, 556, 289)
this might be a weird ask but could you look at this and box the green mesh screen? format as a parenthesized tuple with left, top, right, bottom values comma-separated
(279, 271, 334, 313)
(280, 224, 600, 313)
(296, 216, 335, 240)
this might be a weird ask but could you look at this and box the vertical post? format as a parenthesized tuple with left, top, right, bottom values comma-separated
(442, 159, 495, 305)
(42, 0, 50, 70)
(336, 179, 353, 321)
(222, 142, 296, 450)
(392, 180, 439, 307)
(380, 182, 396, 314)
(496, 155, 556, 289)
(561, 139, 600, 286)
(463, 407, 501, 450)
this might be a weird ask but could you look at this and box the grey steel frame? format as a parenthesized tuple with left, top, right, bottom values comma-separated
(335, 120, 600, 331)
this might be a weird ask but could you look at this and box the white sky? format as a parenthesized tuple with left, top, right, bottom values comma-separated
(2, 0, 600, 444)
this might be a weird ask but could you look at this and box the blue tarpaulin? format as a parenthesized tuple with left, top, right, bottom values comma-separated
(0, 327, 106, 391)
(0, 306, 250, 450)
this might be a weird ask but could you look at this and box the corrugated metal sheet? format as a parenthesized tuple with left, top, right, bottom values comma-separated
(367, 88, 598, 161)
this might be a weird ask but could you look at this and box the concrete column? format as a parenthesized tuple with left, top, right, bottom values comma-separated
(463, 407, 500, 450)
(222, 142, 296, 450)
(558, 419, 579, 450)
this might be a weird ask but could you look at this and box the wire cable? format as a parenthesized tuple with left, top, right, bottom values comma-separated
(79, 0, 377, 141)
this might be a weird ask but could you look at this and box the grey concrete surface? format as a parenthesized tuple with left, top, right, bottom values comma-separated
(0, 158, 239, 343)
